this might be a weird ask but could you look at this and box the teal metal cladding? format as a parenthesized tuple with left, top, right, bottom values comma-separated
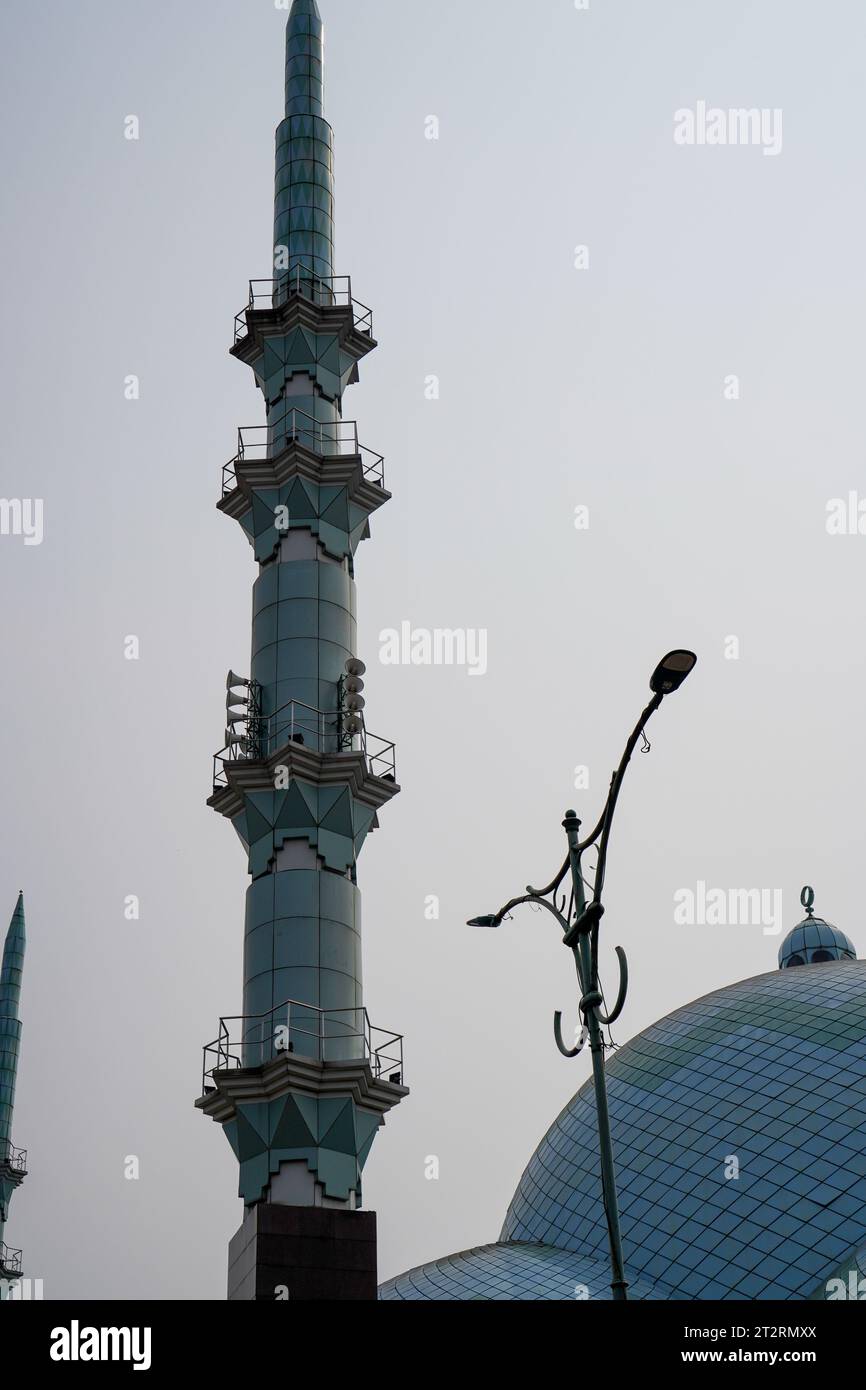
(209, 0, 399, 1209)
(250, 559, 356, 731)
(0, 896, 24, 1150)
(0, 894, 25, 1251)
(274, 0, 333, 284)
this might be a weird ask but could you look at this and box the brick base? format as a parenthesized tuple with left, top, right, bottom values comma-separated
(227, 1204, 378, 1301)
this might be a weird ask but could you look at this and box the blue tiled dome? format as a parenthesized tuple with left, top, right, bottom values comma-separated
(778, 916, 856, 969)
(381, 959, 866, 1301)
(379, 1242, 663, 1301)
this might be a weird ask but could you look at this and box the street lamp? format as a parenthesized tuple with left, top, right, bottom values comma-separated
(468, 650, 696, 1302)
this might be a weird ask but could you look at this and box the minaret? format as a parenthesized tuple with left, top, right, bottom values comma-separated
(197, 0, 406, 1301)
(0, 893, 27, 1291)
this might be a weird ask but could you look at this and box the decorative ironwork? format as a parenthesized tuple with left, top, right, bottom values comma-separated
(222, 413, 385, 497)
(0, 1141, 27, 1176)
(467, 654, 697, 1304)
(0, 1243, 22, 1278)
(213, 697, 396, 789)
(201, 998, 404, 1096)
(233, 269, 374, 345)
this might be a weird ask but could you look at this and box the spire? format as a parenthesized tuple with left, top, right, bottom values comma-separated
(286, 0, 325, 119)
(0, 894, 25, 1021)
(274, 0, 333, 286)
(0, 894, 26, 1155)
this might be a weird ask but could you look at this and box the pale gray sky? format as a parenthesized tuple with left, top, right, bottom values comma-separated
(1, 0, 865, 1297)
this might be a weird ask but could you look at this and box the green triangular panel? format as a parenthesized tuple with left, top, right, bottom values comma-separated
(231, 812, 251, 851)
(357, 1123, 380, 1172)
(319, 787, 354, 838)
(319, 1099, 357, 1156)
(234, 1107, 270, 1161)
(284, 326, 313, 365)
(271, 1095, 317, 1149)
(252, 492, 281, 532)
(294, 1093, 319, 1139)
(274, 781, 317, 831)
(294, 780, 319, 821)
(247, 792, 280, 823)
(353, 804, 376, 839)
(221, 1119, 240, 1162)
(287, 477, 318, 521)
(244, 803, 273, 843)
(319, 492, 350, 531)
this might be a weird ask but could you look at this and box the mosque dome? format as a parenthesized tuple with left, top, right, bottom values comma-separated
(778, 888, 856, 969)
(381, 948, 866, 1301)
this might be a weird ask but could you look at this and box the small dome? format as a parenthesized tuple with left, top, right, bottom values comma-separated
(778, 887, 856, 969)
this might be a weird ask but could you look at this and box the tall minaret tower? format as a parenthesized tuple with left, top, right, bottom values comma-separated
(197, 0, 406, 1301)
(0, 893, 27, 1293)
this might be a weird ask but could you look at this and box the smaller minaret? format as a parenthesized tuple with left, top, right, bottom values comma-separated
(0, 893, 27, 1290)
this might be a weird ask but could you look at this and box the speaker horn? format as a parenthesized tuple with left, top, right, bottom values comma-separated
(344, 658, 366, 678)
(227, 670, 249, 691)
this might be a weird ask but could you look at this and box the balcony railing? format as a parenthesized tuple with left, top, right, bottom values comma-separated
(201, 999, 404, 1095)
(0, 1244, 22, 1277)
(0, 1141, 27, 1176)
(213, 698, 396, 790)
(222, 413, 385, 497)
(233, 269, 374, 344)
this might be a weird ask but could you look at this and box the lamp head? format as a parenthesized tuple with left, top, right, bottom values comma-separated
(467, 914, 501, 929)
(650, 649, 697, 695)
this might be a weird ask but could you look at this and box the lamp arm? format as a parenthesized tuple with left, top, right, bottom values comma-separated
(490, 893, 571, 936)
(592, 692, 663, 905)
(530, 693, 665, 903)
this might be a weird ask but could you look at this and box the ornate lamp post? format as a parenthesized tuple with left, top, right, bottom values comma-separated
(468, 650, 697, 1302)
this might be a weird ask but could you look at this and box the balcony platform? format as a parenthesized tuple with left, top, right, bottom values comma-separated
(219, 429, 389, 519)
(210, 736, 399, 819)
(0, 1244, 22, 1281)
(231, 275, 377, 370)
(197, 1049, 407, 1123)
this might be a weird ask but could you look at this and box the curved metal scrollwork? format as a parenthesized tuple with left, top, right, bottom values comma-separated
(554, 1010, 590, 1058)
(597, 945, 629, 1026)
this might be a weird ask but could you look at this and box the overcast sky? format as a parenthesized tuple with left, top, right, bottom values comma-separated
(2, 0, 865, 1297)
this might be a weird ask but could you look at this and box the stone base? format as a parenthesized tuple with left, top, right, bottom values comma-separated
(227, 1204, 378, 1301)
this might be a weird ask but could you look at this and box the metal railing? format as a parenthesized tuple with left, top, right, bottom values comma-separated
(201, 998, 404, 1095)
(0, 1244, 22, 1277)
(0, 1141, 27, 1175)
(213, 698, 396, 789)
(222, 413, 385, 496)
(234, 269, 374, 344)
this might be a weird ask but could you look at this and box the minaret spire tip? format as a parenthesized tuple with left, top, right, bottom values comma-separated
(284, 0, 325, 121)
(289, 0, 322, 17)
